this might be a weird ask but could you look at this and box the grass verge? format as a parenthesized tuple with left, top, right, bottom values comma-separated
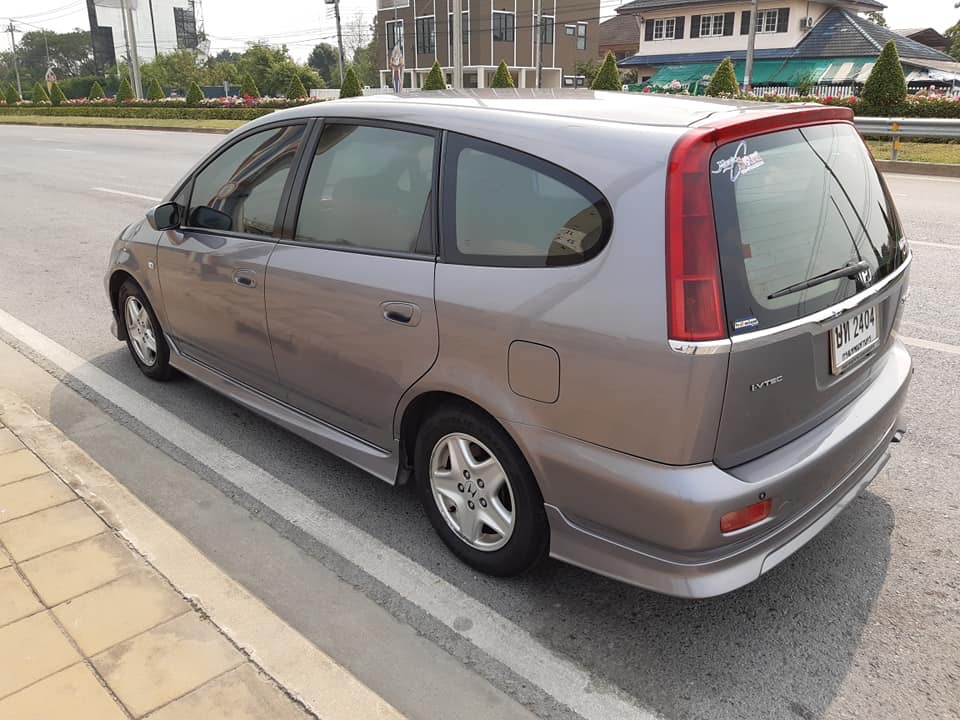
(866, 139, 960, 165)
(0, 115, 245, 131)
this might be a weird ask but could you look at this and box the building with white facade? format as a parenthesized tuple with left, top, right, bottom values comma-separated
(86, 0, 201, 72)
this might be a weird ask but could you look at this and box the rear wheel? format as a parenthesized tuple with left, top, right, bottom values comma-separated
(415, 407, 549, 576)
(118, 280, 174, 381)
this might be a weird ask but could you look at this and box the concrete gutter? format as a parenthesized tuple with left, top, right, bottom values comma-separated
(876, 160, 960, 178)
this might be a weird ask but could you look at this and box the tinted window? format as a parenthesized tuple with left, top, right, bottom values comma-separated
(295, 124, 435, 254)
(188, 125, 304, 236)
(443, 134, 611, 267)
(711, 123, 905, 332)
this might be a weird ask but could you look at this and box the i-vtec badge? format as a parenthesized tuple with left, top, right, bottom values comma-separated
(751, 375, 784, 392)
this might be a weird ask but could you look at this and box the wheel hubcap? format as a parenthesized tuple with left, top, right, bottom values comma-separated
(429, 433, 515, 552)
(124, 296, 158, 367)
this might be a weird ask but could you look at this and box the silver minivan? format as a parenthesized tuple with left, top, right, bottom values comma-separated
(105, 91, 911, 598)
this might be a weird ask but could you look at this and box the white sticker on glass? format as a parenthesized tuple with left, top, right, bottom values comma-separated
(712, 141, 765, 182)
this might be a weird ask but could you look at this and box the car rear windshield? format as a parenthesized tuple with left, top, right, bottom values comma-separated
(710, 123, 906, 334)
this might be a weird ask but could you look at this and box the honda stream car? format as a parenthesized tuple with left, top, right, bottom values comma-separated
(104, 91, 911, 598)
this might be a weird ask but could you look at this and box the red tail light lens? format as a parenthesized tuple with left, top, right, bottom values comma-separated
(666, 129, 727, 342)
(720, 498, 772, 533)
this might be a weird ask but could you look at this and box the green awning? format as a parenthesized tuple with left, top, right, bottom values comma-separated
(637, 57, 876, 89)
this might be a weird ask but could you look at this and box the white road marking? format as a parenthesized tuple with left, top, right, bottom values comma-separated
(0, 307, 656, 720)
(54, 148, 94, 154)
(92, 187, 162, 202)
(909, 241, 960, 250)
(900, 336, 960, 355)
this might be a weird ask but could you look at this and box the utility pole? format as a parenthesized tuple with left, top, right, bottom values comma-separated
(120, 0, 143, 97)
(148, 0, 159, 56)
(6, 23, 22, 99)
(334, 0, 345, 84)
(451, 0, 463, 88)
(534, 0, 543, 88)
(743, 0, 759, 92)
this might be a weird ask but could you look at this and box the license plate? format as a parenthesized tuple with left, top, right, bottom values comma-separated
(830, 305, 880, 374)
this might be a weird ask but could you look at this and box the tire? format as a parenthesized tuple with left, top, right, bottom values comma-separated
(117, 280, 175, 381)
(415, 406, 549, 576)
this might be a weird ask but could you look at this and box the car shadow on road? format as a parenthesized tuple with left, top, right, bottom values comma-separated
(63, 348, 893, 720)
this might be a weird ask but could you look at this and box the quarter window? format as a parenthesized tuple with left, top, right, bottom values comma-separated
(188, 125, 304, 236)
(443, 134, 611, 267)
(493, 12, 515, 42)
(700, 14, 725, 37)
(294, 124, 435, 255)
(416, 16, 435, 54)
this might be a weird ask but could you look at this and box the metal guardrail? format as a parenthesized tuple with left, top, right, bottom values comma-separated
(854, 117, 960, 160)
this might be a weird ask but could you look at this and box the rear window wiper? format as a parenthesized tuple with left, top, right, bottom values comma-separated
(767, 260, 870, 300)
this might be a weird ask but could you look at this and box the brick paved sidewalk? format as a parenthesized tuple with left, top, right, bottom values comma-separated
(0, 422, 312, 720)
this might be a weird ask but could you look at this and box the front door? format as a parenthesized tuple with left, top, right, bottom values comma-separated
(158, 123, 306, 395)
(265, 122, 439, 448)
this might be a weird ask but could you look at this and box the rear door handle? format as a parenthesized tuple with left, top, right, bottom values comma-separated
(233, 269, 257, 288)
(381, 301, 421, 327)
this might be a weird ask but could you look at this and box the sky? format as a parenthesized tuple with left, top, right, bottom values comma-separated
(4, 0, 959, 62)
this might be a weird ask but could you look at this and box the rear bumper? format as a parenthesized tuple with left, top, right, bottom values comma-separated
(509, 339, 911, 598)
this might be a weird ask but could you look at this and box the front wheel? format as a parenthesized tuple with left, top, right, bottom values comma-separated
(118, 280, 174, 381)
(415, 407, 549, 576)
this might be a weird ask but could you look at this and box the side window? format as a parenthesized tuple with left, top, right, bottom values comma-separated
(188, 125, 304, 236)
(442, 134, 611, 267)
(294, 124, 435, 254)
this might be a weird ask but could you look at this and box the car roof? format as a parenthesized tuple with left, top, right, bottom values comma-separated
(254, 89, 807, 131)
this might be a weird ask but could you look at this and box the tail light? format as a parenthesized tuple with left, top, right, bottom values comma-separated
(665, 129, 727, 342)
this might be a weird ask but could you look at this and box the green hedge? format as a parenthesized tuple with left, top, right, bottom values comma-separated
(0, 106, 275, 121)
(750, 95, 960, 118)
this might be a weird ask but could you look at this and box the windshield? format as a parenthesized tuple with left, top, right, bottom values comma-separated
(710, 123, 906, 333)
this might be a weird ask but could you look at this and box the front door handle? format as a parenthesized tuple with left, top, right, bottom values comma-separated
(381, 301, 421, 327)
(233, 269, 257, 288)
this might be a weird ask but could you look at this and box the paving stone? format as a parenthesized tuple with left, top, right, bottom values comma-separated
(0, 566, 43, 627)
(20, 533, 142, 606)
(0, 428, 23, 455)
(0, 611, 80, 698)
(0, 662, 127, 720)
(54, 569, 190, 656)
(0, 500, 105, 561)
(0, 449, 48, 486)
(0, 473, 76, 524)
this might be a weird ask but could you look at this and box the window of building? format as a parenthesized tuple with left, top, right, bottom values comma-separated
(442, 134, 611, 267)
(188, 125, 305, 236)
(173, 6, 198, 49)
(493, 12, 515, 42)
(756, 9, 779, 33)
(652, 17, 675, 40)
(540, 15, 555, 45)
(416, 16, 436, 54)
(700, 14, 725, 37)
(295, 125, 435, 255)
(576, 22, 587, 50)
(448, 11, 468, 49)
(386, 20, 403, 51)
(564, 24, 575, 36)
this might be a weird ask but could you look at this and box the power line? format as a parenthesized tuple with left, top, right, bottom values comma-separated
(8, 0, 85, 22)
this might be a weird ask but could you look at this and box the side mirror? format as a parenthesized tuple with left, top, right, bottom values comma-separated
(146, 202, 181, 231)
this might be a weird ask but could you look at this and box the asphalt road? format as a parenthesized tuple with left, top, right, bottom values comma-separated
(1, 124, 958, 720)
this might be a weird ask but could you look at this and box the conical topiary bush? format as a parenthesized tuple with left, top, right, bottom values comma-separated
(49, 82, 67, 105)
(490, 60, 514, 88)
(117, 76, 135, 101)
(147, 77, 164, 100)
(186, 81, 204, 106)
(705, 57, 739, 96)
(862, 39, 907, 111)
(240, 72, 260, 98)
(591, 51, 622, 91)
(339, 67, 362, 98)
(286, 73, 308, 99)
(88, 80, 106, 100)
(422, 60, 446, 90)
(5, 83, 20, 105)
(32, 81, 50, 104)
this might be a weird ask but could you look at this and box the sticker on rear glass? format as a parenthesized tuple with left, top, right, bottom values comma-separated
(712, 142, 765, 182)
(733, 316, 759, 332)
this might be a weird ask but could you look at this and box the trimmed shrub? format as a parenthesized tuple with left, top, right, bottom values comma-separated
(117, 76, 135, 102)
(4, 83, 19, 105)
(88, 80, 106, 100)
(185, 81, 204, 106)
(491, 61, 514, 89)
(0, 105, 276, 121)
(32, 82, 51, 104)
(422, 61, 446, 90)
(862, 39, 907, 111)
(705, 57, 739, 96)
(591, 51, 622, 91)
(286, 74, 308, 99)
(147, 78, 164, 101)
(339, 67, 363, 98)
(240, 72, 260, 98)
(49, 83, 67, 106)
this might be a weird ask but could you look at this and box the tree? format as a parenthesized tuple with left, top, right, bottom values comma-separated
(339, 66, 362, 98)
(351, 22, 383, 88)
(49, 82, 67, 105)
(240, 72, 260, 98)
(862, 39, 906, 110)
(286, 73, 308, 99)
(4, 83, 19, 104)
(308, 42, 341, 88)
(591, 51, 622, 91)
(865, 10, 887, 26)
(88, 80, 105, 100)
(186, 81, 204, 106)
(147, 77, 164, 100)
(117, 76, 135, 101)
(422, 61, 446, 90)
(32, 81, 50, 103)
(575, 59, 601, 87)
(705, 57, 739, 96)
(946, 22, 960, 60)
(491, 61, 514, 88)
(14, 29, 94, 87)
